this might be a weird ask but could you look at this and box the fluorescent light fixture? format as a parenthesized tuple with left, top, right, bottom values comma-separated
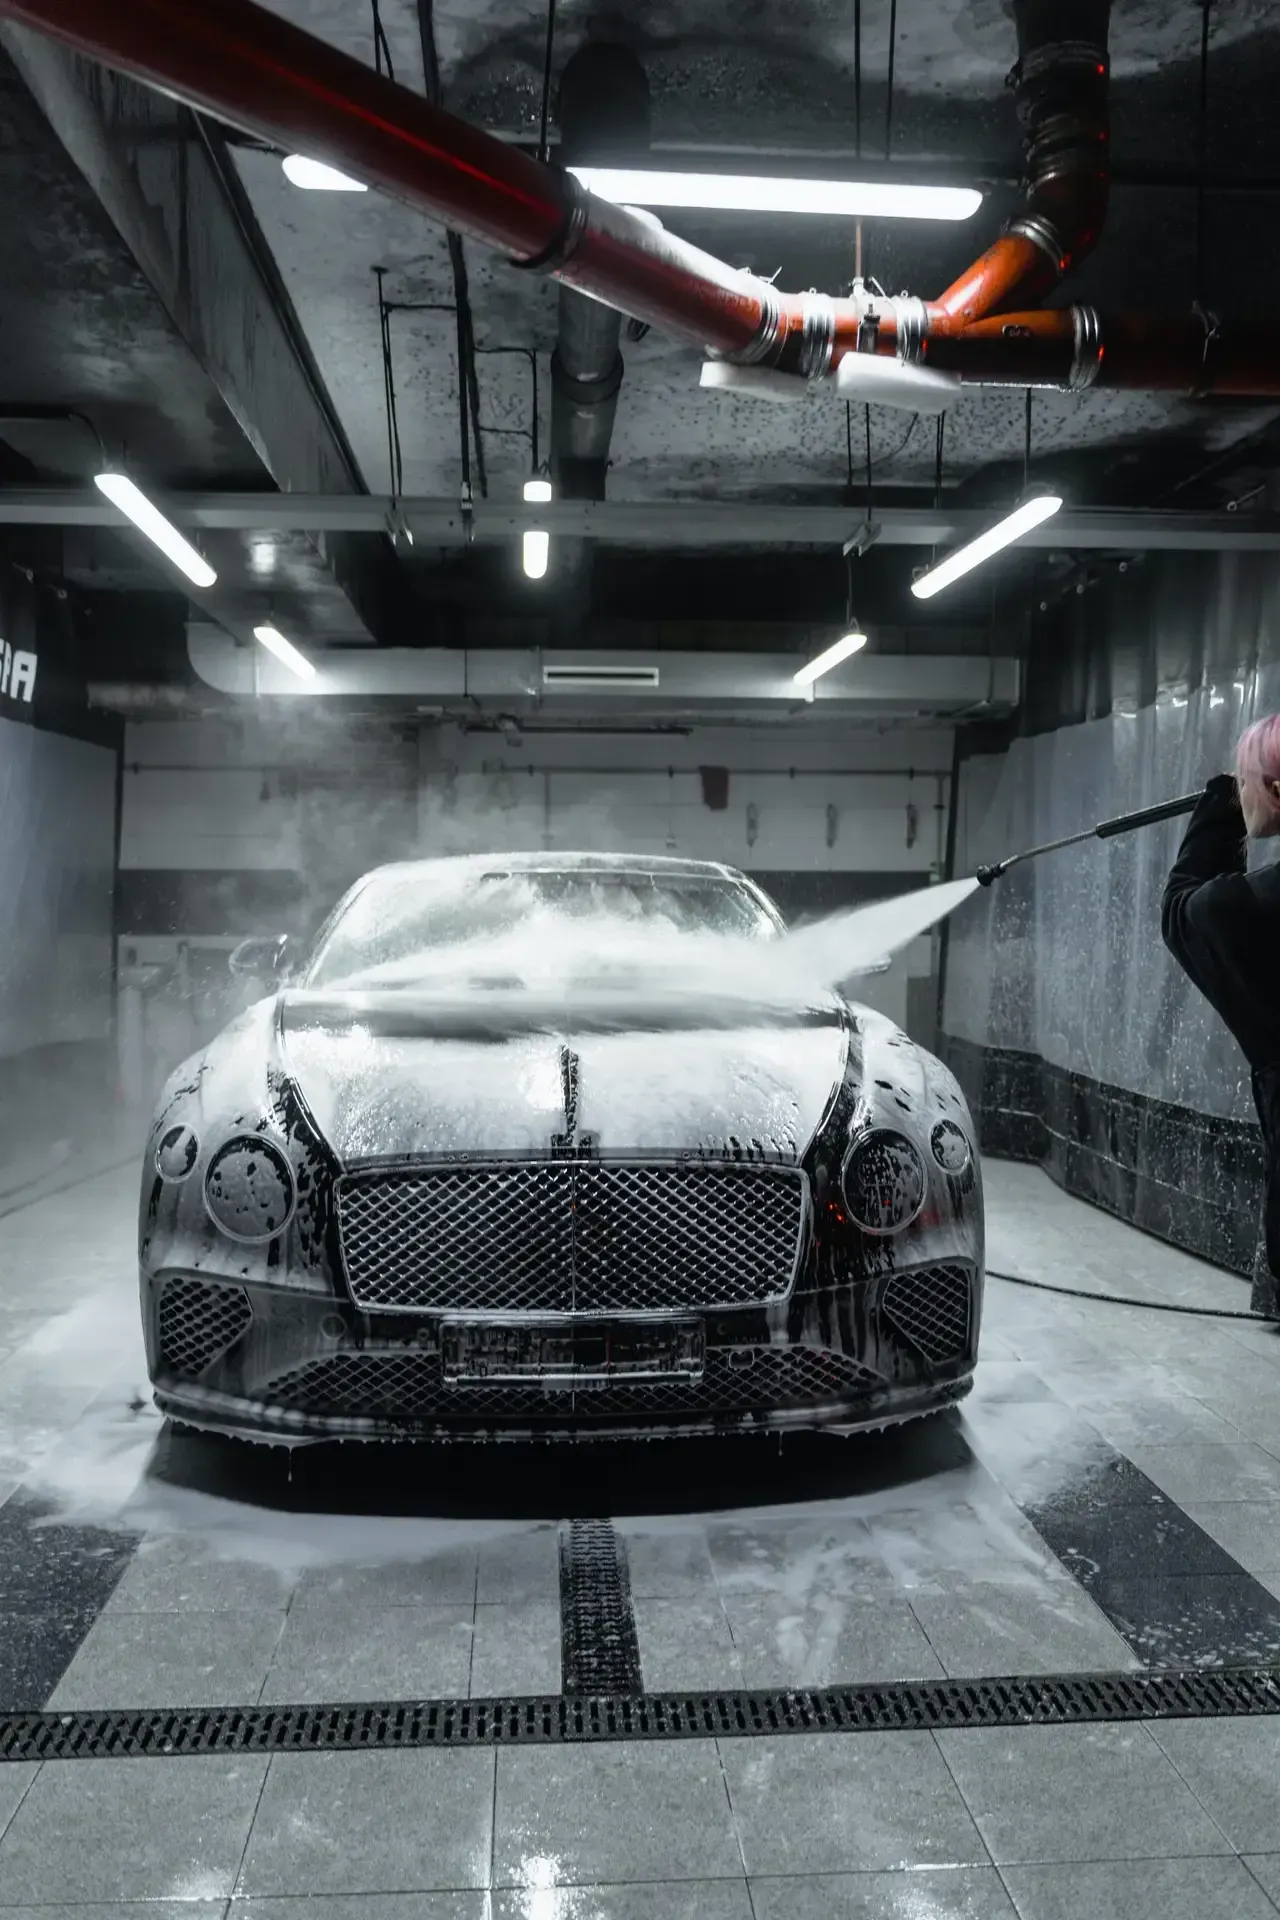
(569, 167, 981, 222)
(282, 154, 367, 192)
(793, 628, 868, 686)
(253, 624, 317, 681)
(523, 477, 552, 578)
(94, 471, 217, 589)
(911, 494, 1063, 601)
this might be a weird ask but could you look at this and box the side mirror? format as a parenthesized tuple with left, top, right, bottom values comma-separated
(229, 934, 291, 980)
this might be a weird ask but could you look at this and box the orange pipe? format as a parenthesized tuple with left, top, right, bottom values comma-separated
(923, 309, 1280, 397)
(5, 0, 1277, 396)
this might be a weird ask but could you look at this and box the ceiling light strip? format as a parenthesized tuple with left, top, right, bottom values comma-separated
(93, 472, 218, 589)
(911, 495, 1063, 600)
(569, 168, 981, 221)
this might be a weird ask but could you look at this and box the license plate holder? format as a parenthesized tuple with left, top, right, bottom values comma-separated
(441, 1321, 705, 1386)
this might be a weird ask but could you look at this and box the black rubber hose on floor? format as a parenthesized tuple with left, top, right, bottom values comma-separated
(986, 1268, 1277, 1323)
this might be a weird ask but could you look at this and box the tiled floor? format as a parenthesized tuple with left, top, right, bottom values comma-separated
(0, 1158, 1279, 1910)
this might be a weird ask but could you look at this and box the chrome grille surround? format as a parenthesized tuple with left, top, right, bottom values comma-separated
(880, 1263, 973, 1367)
(259, 1345, 881, 1423)
(335, 1159, 809, 1317)
(157, 1277, 253, 1377)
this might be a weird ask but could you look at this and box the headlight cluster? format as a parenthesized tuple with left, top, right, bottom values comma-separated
(930, 1118, 972, 1175)
(204, 1136, 296, 1242)
(155, 1123, 296, 1243)
(841, 1129, 926, 1235)
(155, 1124, 199, 1183)
(840, 1113, 974, 1233)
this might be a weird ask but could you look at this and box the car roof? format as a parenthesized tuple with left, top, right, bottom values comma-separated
(362, 851, 751, 884)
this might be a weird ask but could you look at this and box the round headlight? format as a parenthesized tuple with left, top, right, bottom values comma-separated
(841, 1129, 926, 1235)
(156, 1123, 199, 1183)
(204, 1134, 295, 1243)
(930, 1119, 972, 1175)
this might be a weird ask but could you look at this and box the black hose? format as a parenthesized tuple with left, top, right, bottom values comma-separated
(988, 1267, 1275, 1322)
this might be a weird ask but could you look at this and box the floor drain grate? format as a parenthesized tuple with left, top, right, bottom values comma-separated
(6, 1668, 1280, 1760)
(559, 1518, 643, 1694)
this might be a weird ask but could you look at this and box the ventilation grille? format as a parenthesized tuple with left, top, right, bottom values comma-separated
(259, 1345, 881, 1426)
(881, 1264, 972, 1367)
(157, 1278, 252, 1377)
(542, 664, 660, 689)
(336, 1161, 806, 1316)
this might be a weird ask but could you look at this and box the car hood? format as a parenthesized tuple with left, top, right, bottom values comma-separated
(277, 986, 850, 1162)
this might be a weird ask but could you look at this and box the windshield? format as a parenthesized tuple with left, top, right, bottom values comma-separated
(304, 867, 779, 990)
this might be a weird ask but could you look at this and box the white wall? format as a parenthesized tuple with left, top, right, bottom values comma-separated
(118, 713, 955, 1040)
(420, 725, 951, 870)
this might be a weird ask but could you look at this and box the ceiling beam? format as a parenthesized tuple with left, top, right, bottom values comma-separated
(4, 490, 1280, 552)
(0, 23, 408, 641)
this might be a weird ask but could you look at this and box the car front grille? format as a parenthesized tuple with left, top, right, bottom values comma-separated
(336, 1161, 807, 1316)
(880, 1264, 973, 1367)
(157, 1278, 252, 1377)
(259, 1345, 881, 1425)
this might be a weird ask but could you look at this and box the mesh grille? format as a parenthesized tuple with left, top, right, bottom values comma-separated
(336, 1162, 806, 1315)
(259, 1345, 879, 1425)
(880, 1264, 972, 1366)
(157, 1278, 252, 1377)
(6, 1669, 1280, 1762)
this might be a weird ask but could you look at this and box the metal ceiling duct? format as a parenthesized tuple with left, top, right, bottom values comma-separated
(129, 630, 1020, 719)
(551, 45, 646, 505)
(548, 44, 647, 614)
(5, 0, 1280, 396)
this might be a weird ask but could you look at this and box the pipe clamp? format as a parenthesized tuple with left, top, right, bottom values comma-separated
(893, 297, 928, 364)
(797, 294, 836, 382)
(510, 173, 589, 274)
(1070, 305, 1104, 389)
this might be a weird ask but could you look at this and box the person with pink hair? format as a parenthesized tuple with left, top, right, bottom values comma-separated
(1162, 714, 1280, 1303)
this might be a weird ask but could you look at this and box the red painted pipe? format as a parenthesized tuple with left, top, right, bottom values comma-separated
(926, 309, 1280, 397)
(5, 0, 1280, 395)
(0, 0, 792, 356)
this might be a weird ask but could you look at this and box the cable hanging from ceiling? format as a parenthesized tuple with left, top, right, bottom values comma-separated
(1195, 0, 1216, 310)
(371, 0, 394, 81)
(473, 346, 541, 472)
(537, 0, 557, 165)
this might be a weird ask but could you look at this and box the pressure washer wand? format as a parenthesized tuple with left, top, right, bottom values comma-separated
(975, 789, 1204, 886)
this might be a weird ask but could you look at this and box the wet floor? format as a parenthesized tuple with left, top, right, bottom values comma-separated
(1, 1158, 1279, 1913)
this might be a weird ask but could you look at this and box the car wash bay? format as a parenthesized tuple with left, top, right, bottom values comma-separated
(6, 554, 1280, 1915)
(6, 0, 1280, 1901)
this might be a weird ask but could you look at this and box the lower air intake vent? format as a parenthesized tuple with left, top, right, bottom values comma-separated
(880, 1264, 972, 1367)
(158, 1278, 252, 1377)
(260, 1347, 882, 1425)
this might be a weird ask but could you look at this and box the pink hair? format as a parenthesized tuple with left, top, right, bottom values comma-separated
(1236, 714, 1280, 826)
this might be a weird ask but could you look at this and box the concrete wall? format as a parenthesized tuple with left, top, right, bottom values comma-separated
(0, 712, 117, 1059)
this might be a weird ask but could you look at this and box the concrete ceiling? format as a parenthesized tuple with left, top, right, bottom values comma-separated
(229, 0, 1280, 510)
(3, 0, 1280, 660)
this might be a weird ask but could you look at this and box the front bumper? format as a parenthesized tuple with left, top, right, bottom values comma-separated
(142, 1261, 980, 1445)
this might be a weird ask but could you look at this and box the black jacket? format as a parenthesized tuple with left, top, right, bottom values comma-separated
(1161, 774, 1280, 1277)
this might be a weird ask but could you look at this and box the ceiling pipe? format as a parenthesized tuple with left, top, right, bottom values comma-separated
(548, 44, 647, 620)
(922, 0, 1109, 334)
(550, 45, 645, 505)
(7, 0, 1280, 397)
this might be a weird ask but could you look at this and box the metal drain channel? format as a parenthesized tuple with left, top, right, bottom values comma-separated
(6, 1668, 1280, 1761)
(559, 1519, 643, 1694)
